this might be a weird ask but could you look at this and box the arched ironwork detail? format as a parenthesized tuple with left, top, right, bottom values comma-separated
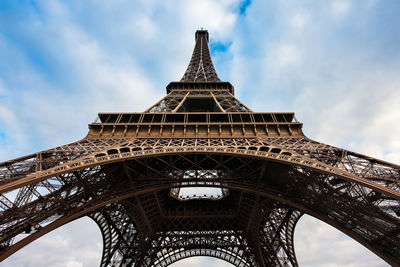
(0, 151, 398, 265)
(1, 144, 398, 200)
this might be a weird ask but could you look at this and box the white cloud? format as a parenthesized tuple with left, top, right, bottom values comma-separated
(268, 43, 302, 71)
(132, 16, 158, 40)
(180, 0, 237, 40)
(66, 261, 83, 267)
(331, 0, 352, 19)
(2, 217, 102, 267)
(295, 216, 389, 267)
(291, 11, 310, 30)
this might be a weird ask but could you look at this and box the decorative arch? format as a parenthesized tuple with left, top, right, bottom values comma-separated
(2, 143, 398, 199)
(153, 248, 250, 267)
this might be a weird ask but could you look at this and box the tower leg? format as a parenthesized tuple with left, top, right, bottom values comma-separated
(91, 204, 140, 267)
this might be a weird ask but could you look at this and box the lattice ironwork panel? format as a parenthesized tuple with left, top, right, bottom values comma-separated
(181, 30, 220, 82)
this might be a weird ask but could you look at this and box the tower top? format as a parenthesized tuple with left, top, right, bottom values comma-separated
(167, 30, 234, 94)
(180, 29, 220, 82)
(195, 29, 209, 43)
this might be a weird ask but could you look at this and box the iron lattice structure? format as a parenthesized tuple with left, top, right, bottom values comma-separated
(0, 30, 399, 266)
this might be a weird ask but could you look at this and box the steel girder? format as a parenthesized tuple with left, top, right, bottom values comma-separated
(145, 91, 250, 113)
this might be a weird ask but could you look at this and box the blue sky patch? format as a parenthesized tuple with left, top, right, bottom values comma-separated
(0, 0, 39, 11)
(238, 0, 251, 15)
(209, 41, 232, 54)
(29, 0, 40, 14)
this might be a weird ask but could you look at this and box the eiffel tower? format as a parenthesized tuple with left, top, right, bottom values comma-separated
(0, 30, 399, 267)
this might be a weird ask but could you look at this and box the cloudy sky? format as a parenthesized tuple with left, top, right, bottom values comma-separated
(1, 0, 399, 266)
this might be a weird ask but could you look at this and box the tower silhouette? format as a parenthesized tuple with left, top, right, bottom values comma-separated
(0, 30, 399, 266)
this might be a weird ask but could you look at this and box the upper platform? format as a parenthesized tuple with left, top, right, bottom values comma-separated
(166, 81, 234, 94)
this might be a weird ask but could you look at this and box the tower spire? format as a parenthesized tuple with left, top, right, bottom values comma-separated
(181, 30, 220, 82)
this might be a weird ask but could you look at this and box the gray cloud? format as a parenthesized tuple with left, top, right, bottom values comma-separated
(3, 217, 102, 267)
(295, 216, 388, 267)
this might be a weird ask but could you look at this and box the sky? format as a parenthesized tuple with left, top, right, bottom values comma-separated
(1, 0, 399, 266)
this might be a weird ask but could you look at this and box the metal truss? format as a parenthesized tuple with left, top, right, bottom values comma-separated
(180, 30, 220, 82)
(145, 91, 251, 113)
(0, 29, 399, 266)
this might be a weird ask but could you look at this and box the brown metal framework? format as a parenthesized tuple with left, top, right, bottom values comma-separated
(0, 30, 399, 266)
